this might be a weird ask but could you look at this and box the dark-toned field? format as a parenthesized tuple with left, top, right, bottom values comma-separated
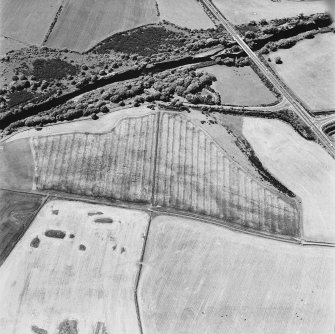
(0, 189, 45, 265)
(31, 111, 300, 237)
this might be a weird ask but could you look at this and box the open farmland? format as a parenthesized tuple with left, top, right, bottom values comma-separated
(0, 36, 27, 56)
(0, 0, 63, 45)
(0, 138, 35, 191)
(30, 111, 300, 237)
(212, 0, 327, 25)
(156, 0, 214, 29)
(0, 199, 149, 333)
(0, 190, 44, 265)
(45, 0, 159, 52)
(138, 215, 335, 334)
(243, 118, 335, 243)
(268, 33, 335, 112)
(196, 65, 277, 106)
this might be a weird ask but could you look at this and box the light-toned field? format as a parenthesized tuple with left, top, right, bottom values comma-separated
(156, 0, 214, 29)
(197, 65, 277, 106)
(0, 190, 44, 265)
(0, 36, 27, 56)
(212, 0, 327, 25)
(243, 118, 335, 243)
(138, 215, 335, 334)
(268, 33, 335, 111)
(30, 111, 300, 236)
(46, 0, 159, 52)
(0, 0, 63, 45)
(0, 199, 149, 333)
(0, 138, 34, 191)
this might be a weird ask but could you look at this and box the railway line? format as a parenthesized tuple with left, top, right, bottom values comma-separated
(201, 0, 335, 158)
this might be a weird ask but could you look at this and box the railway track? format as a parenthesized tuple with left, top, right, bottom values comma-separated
(201, 0, 335, 158)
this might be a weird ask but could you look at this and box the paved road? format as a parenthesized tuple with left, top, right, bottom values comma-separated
(201, 0, 335, 157)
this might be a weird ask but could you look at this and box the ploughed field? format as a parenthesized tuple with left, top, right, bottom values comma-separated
(138, 215, 335, 334)
(30, 111, 300, 237)
(0, 199, 149, 333)
(0, 190, 45, 265)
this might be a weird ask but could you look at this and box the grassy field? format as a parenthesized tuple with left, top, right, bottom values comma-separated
(0, 199, 149, 333)
(268, 33, 335, 111)
(243, 118, 335, 243)
(0, 36, 27, 56)
(212, 0, 327, 25)
(30, 111, 300, 237)
(46, 0, 159, 52)
(197, 65, 277, 106)
(0, 138, 35, 191)
(156, 0, 214, 29)
(0, 0, 63, 45)
(0, 190, 44, 265)
(138, 215, 335, 334)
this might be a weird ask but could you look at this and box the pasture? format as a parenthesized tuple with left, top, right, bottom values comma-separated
(156, 0, 214, 29)
(243, 118, 335, 243)
(138, 215, 335, 334)
(212, 0, 327, 25)
(196, 65, 277, 106)
(0, 190, 44, 265)
(268, 33, 335, 112)
(46, 0, 159, 52)
(0, 199, 149, 333)
(30, 111, 300, 237)
(0, 0, 63, 45)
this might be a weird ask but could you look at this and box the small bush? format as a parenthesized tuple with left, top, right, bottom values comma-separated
(45, 230, 66, 239)
(275, 56, 283, 64)
(30, 236, 40, 248)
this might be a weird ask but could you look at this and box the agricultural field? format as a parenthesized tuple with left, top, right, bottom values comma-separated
(0, 190, 44, 265)
(0, 199, 149, 333)
(138, 215, 335, 334)
(156, 0, 214, 29)
(267, 33, 335, 112)
(0, 138, 35, 191)
(30, 111, 300, 237)
(212, 0, 327, 25)
(45, 0, 159, 52)
(243, 118, 335, 243)
(0, 36, 27, 56)
(196, 65, 277, 106)
(0, 0, 63, 45)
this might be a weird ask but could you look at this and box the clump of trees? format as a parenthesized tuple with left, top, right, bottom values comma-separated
(32, 58, 78, 80)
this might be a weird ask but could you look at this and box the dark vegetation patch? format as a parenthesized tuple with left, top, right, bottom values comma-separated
(52, 209, 59, 215)
(58, 319, 78, 334)
(45, 229, 66, 239)
(121, 247, 126, 254)
(31, 325, 48, 334)
(32, 58, 78, 81)
(30, 236, 40, 248)
(69, 234, 75, 239)
(79, 244, 86, 251)
(88, 211, 103, 216)
(7, 90, 35, 108)
(0, 190, 44, 265)
(94, 218, 114, 224)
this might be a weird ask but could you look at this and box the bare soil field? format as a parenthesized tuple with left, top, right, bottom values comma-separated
(138, 215, 335, 334)
(0, 199, 149, 333)
(243, 118, 335, 243)
(212, 0, 327, 25)
(156, 0, 214, 29)
(268, 33, 335, 111)
(0, 138, 34, 191)
(0, 190, 44, 265)
(0, 0, 63, 45)
(30, 111, 300, 237)
(31, 113, 159, 203)
(46, 0, 159, 52)
(196, 65, 277, 106)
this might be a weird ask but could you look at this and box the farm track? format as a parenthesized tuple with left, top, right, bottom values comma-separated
(31, 111, 301, 238)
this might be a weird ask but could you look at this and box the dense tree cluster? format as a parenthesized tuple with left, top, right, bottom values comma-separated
(31, 58, 78, 80)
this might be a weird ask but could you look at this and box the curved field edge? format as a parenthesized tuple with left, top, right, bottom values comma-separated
(242, 117, 335, 243)
(137, 214, 335, 334)
(0, 199, 149, 333)
(0, 189, 46, 265)
(29, 111, 301, 238)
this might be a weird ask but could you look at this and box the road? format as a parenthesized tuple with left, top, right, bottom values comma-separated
(201, 0, 335, 158)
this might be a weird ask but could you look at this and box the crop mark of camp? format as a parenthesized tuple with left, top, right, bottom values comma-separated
(31, 112, 300, 237)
